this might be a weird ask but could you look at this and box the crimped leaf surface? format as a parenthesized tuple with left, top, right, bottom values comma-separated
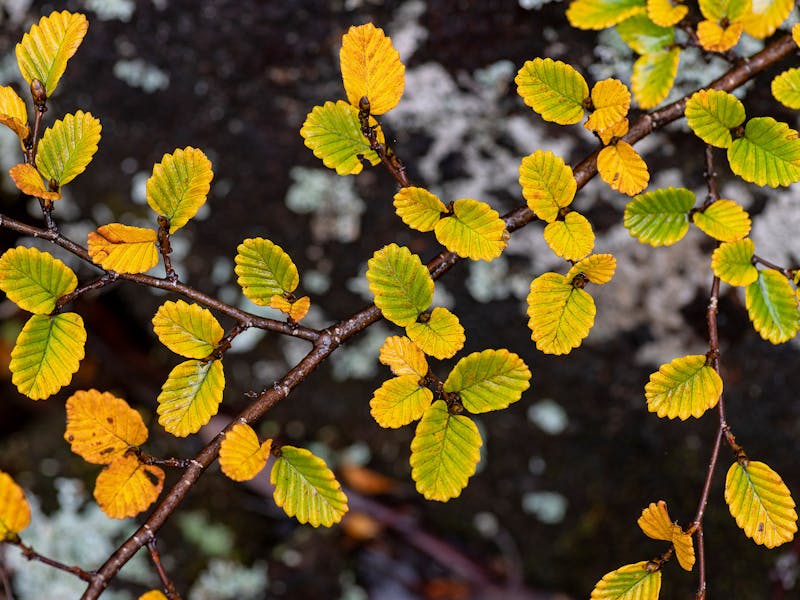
(394, 187, 446, 232)
(637, 500, 696, 571)
(36, 110, 101, 186)
(742, 0, 793, 38)
(87, 223, 158, 274)
(745, 269, 800, 344)
(566, 253, 617, 285)
(0, 86, 29, 140)
(518, 150, 576, 222)
(157, 359, 225, 437)
(728, 117, 800, 187)
(527, 272, 596, 355)
(146, 147, 213, 233)
(631, 48, 679, 109)
(645, 354, 722, 419)
(367, 244, 433, 327)
(0, 472, 31, 540)
(443, 349, 531, 413)
(543, 211, 595, 261)
(379, 335, 428, 377)
(94, 454, 164, 519)
(590, 561, 662, 599)
(219, 423, 271, 482)
(0, 246, 77, 314)
(434, 198, 507, 261)
(597, 141, 649, 196)
(646, 0, 688, 26)
(772, 68, 800, 110)
(685, 89, 746, 149)
(8, 163, 61, 200)
(515, 58, 588, 124)
(693, 199, 751, 242)
(152, 300, 224, 359)
(405, 307, 465, 360)
(617, 14, 675, 53)
(567, 0, 647, 29)
(235, 238, 299, 306)
(585, 79, 630, 133)
(624, 187, 694, 246)
(370, 375, 433, 428)
(711, 239, 758, 286)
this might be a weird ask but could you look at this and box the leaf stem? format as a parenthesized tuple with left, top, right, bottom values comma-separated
(147, 539, 181, 600)
(11, 539, 94, 582)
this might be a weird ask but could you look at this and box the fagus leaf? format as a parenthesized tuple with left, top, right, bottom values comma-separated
(518, 150, 577, 222)
(379, 335, 428, 377)
(527, 272, 596, 355)
(623, 187, 694, 246)
(585, 79, 631, 133)
(566, 253, 617, 285)
(405, 307, 465, 360)
(8, 163, 61, 201)
(0, 246, 77, 314)
(0, 86, 29, 141)
(711, 239, 758, 286)
(139, 592, 168, 600)
(745, 269, 800, 344)
(597, 117, 630, 144)
(157, 359, 225, 437)
(692, 199, 751, 242)
(616, 14, 675, 54)
(637, 500, 695, 571)
(631, 48, 680, 109)
(742, 0, 793, 38)
(433, 198, 507, 261)
(794, 23, 800, 47)
(696, 20, 744, 53)
(270, 294, 311, 322)
(36, 110, 101, 187)
(727, 117, 800, 187)
(94, 454, 164, 519)
(698, 0, 751, 22)
(393, 187, 446, 232)
(515, 58, 589, 125)
(567, 0, 647, 29)
(443, 349, 531, 413)
(235, 238, 299, 306)
(772, 68, 800, 110)
(152, 300, 224, 359)
(87, 223, 158, 274)
(0, 471, 31, 540)
(366, 244, 433, 327)
(645, 354, 723, 419)
(597, 141, 650, 196)
(646, 0, 688, 26)
(370, 375, 433, 428)
(685, 89, 746, 149)
(543, 211, 595, 261)
(219, 423, 271, 482)
(590, 561, 662, 599)
(146, 147, 213, 233)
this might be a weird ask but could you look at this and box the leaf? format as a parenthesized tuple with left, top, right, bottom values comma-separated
(672, 529, 697, 572)
(15, 10, 88, 95)
(0, 86, 29, 141)
(699, 0, 751, 21)
(152, 300, 224, 359)
(405, 307, 466, 360)
(772, 68, 800, 111)
(597, 117, 630, 145)
(300, 100, 382, 176)
(444, 349, 531, 413)
(685, 90, 746, 150)
(393, 187, 446, 232)
(139, 592, 168, 600)
(434, 198, 507, 261)
(366, 244, 433, 327)
(742, 0, 793, 38)
(631, 48, 680, 109)
(598, 141, 649, 196)
(585, 79, 631, 133)
(623, 187, 694, 246)
(94, 454, 164, 519)
(234, 238, 299, 306)
(87, 223, 158, 274)
(693, 199, 751, 242)
(64, 389, 148, 465)
(8, 163, 61, 201)
(410, 401, 482, 502)
(637, 500, 695, 571)
(590, 562, 662, 600)
(515, 58, 589, 125)
(794, 23, 800, 47)
(543, 211, 595, 261)
(157, 359, 225, 437)
(728, 117, 800, 187)
(0, 472, 31, 540)
(711, 239, 758, 286)
(379, 335, 428, 377)
(36, 111, 101, 187)
(566, 253, 617, 285)
(646, 0, 687, 28)
(567, 0, 647, 29)
(219, 423, 272, 482)
(271, 445, 348, 527)
(146, 147, 213, 233)
(725, 460, 797, 548)
(11, 313, 85, 400)
(617, 14, 675, 54)
(696, 20, 744, 53)
(527, 272, 596, 355)
(745, 269, 800, 344)
(270, 294, 311, 322)
(0, 246, 77, 314)
(340, 23, 405, 115)
(645, 354, 723, 419)
(370, 375, 433, 428)
(518, 150, 577, 222)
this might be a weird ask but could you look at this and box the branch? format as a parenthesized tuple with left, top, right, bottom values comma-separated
(147, 539, 180, 600)
(10, 539, 93, 582)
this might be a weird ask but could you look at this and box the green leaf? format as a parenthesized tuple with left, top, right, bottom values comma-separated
(35, 111, 101, 187)
(518, 150, 577, 223)
(0, 246, 77, 314)
(300, 100, 381, 175)
(10, 313, 85, 400)
(443, 349, 531, 414)
(271, 445, 348, 527)
(405, 307, 465, 360)
(370, 375, 433, 428)
(616, 14, 675, 54)
(393, 187, 446, 232)
(566, 253, 617, 285)
(157, 359, 225, 437)
(146, 147, 214, 233)
(725, 460, 797, 548)
(515, 58, 589, 125)
(685, 89, 746, 149)
(152, 300, 224, 359)
(631, 48, 680, 109)
(711, 239, 758, 286)
(434, 199, 507, 261)
(235, 238, 299, 306)
(772, 68, 800, 110)
(410, 401, 482, 502)
(15, 10, 88, 95)
(590, 562, 662, 600)
(692, 199, 751, 242)
(645, 354, 723, 420)
(367, 244, 433, 327)
(623, 187, 694, 246)
(527, 272, 596, 355)
(728, 117, 800, 187)
(567, 0, 647, 29)
(745, 269, 800, 344)
(543, 211, 595, 261)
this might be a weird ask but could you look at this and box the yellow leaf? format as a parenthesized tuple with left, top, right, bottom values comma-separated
(543, 211, 595, 261)
(370, 375, 433, 428)
(139, 592, 168, 600)
(772, 67, 800, 110)
(405, 306, 466, 360)
(393, 187, 446, 232)
(672, 529, 696, 571)
(379, 335, 428, 377)
(518, 150, 577, 223)
(94, 454, 164, 519)
(270, 294, 311, 322)
(157, 359, 225, 437)
(340, 23, 405, 115)
(0, 471, 31, 540)
(566, 253, 617, 285)
(742, 0, 793, 38)
(692, 199, 751, 242)
(219, 423, 272, 482)
(632, 48, 680, 109)
(64, 389, 148, 465)
(585, 79, 631, 133)
(696, 20, 743, 52)
(8, 163, 61, 201)
(794, 23, 800, 47)
(638, 500, 677, 540)
(152, 300, 224, 359)
(527, 272, 596, 355)
(146, 147, 213, 233)
(597, 117, 630, 145)
(646, 0, 688, 26)
(0, 86, 29, 141)
(87, 223, 158, 274)
(434, 198, 507, 261)
(590, 561, 662, 600)
(645, 354, 722, 419)
(597, 141, 649, 196)
(711, 238, 758, 286)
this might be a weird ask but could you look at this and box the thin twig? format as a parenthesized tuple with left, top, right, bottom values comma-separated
(147, 539, 180, 600)
(12, 539, 93, 582)
(157, 216, 178, 282)
(0, 545, 14, 600)
(55, 273, 119, 312)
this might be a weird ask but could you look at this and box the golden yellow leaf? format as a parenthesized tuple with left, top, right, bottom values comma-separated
(527, 272, 596, 355)
(370, 375, 433, 428)
(638, 500, 675, 540)
(0, 86, 29, 141)
(94, 454, 164, 519)
(794, 23, 800, 47)
(393, 187, 446, 232)
(543, 211, 595, 261)
(219, 423, 272, 482)
(585, 79, 630, 133)
(672, 529, 696, 571)
(379, 335, 428, 377)
(139, 592, 168, 600)
(0, 471, 31, 540)
(647, 0, 688, 26)
(270, 294, 311, 322)
(8, 163, 61, 201)
(87, 223, 159, 274)
(518, 150, 577, 223)
(645, 354, 722, 419)
(146, 147, 213, 233)
(597, 117, 629, 145)
(597, 141, 649, 196)
(566, 253, 617, 285)
(742, 0, 793, 38)
(696, 20, 743, 52)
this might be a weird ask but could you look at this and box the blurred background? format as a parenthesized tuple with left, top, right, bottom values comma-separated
(1, 1, 800, 598)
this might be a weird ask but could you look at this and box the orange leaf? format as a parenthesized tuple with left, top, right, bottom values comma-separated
(94, 454, 164, 519)
(270, 294, 311, 322)
(597, 141, 649, 196)
(87, 223, 159, 274)
(219, 423, 272, 482)
(8, 163, 61, 200)
(585, 79, 630, 133)
(696, 20, 743, 52)
(0, 86, 29, 141)
(0, 471, 31, 540)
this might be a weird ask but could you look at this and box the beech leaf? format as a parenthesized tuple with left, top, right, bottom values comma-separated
(443, 349, 531, 413)
(0, 246, 77, 315)
(157, 359, 225, 437)
(87, 223, 158, 274)
(146, 147, 213, 233)
(219, 423, 272, 482)
(645, 354, 723, 420)
(94, 454, 164, 520)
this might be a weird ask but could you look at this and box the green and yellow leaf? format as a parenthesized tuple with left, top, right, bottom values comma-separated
(728, 117, 800, 187)
(0, 471, 31, 540)
(370, 375, 433, 428)
(567, 0, 647, 29)
(699, 0, 751, 21)
(36, 111, 101, 187)
(685, 89, 746, 149)
(518, 150, 576, 223)
(410, 401, 482, 502)
(235, 238, 299, 306)
(434, 198, 507, 261)
(586, 79, 631, 133)
(94, 454, 164, 520)
(742, 0, 793, 38)
(745, 269, 800, 344)
(624, 187, 694, 246)
(772, 68, 800, 110)
(646, 0, 687, 27)
(152, 300, 224, 359)
(340, 23, 405, 115)
(0, 246, 77, 314)
(696, 20, 743, 52)
(590, 561, 662, 600)
(366, 244, 433, 327)
(379, 335, 428, 377)
(8, 163, 61, 201)
(271, 445, 348, 527)
(405, 306, 466, 360)
(64, 389, 148, 464)
(393, 187, 446, 232)
(597, 141, 650, 196)
(725, 460, 798, 548)
(515, 58, 589, 125)
(566, 253, 617, 285)
(645, 354, 723, 419)
(631, 48, 680, 109)
(157, 359, 225, 437)
(87, 223, 158, 274)
(711, 239, 758, 286)
(617, 14, 675, 54)
(146, 147, 213, 233)
(0, 86, 29, 141)
(443, 349, 531, 414)
(692, 199, 750, 242)
(11, 313, 85, 400)
(219, 423, 271, 482)
(527, 272, 596, 355)
(543, 211, 595, 261)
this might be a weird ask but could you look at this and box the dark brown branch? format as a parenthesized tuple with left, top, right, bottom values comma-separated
(11, 539, 93, 582)
(55, 272, 119, 312)
(156, 216, 178, 282)
(753, 254, 794, 278)
(127, 447, 194, 469)
(147, 539, 180, 600)
(358, 96, 411, 188)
